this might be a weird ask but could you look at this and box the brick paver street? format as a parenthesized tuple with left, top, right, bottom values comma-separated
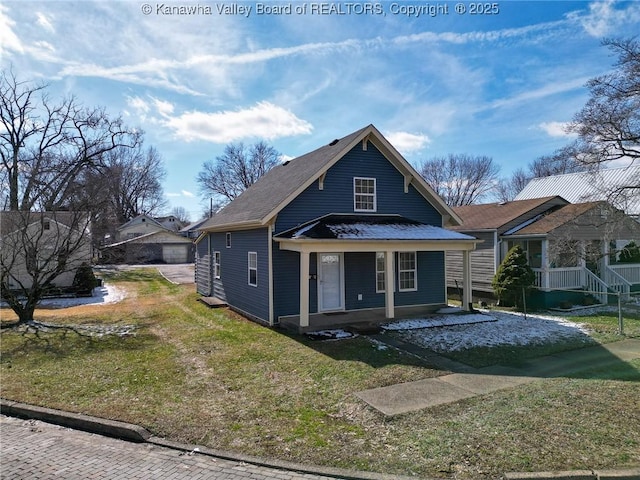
(0, 415, 336, 480)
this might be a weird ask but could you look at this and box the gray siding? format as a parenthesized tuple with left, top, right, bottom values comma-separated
(274, 143, 442, 234)
(447, 231, 496, 293)
(195, 237, 211, 296)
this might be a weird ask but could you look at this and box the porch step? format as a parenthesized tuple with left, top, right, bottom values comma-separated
(198, 296, 227, 308)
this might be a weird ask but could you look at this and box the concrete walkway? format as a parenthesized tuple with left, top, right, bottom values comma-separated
(356, 338, 640, 416)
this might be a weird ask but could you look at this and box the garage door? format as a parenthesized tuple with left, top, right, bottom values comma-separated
(162, 244, 189, 263)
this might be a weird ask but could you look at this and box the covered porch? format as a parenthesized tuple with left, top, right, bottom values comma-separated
(273, 215, 480, 332)
(503, 237, 640, 305)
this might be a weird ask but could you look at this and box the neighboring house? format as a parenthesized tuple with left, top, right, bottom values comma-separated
(447, 198, 640, 308)
(180, 218, 209, 239)
(101, 229, 194, 264)
(156, 215, 186, 232)
(195, 124, 479, 332)
(515, 165, 640, 220)
(115, 214, 166, 242)
(0, 211, 92, 290)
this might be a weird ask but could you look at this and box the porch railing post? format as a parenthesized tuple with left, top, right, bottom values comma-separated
(300, 251, 310, 328)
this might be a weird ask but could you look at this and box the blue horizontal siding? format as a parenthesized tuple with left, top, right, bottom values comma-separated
(274, 143, 442, 233)
(212, 229, 269, 322)
(273, 250, 445, 319)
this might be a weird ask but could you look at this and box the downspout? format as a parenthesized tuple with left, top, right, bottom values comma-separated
(268, 222, 274, 326)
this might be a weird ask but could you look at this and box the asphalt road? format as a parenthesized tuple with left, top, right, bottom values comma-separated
(154, 263, 196, 284)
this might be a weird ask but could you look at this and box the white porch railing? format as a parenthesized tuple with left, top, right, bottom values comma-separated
(609, 263, 640, 285)
(603, 266, 631, 301)
(582, 268, 610, 305)
(533, 266, 625, 305)
(533, 267, 583, 290)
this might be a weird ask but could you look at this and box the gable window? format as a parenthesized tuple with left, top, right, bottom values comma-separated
(354, 177, 376, 212)
(226, 232, 231, 248)
(248, 252, 257, 287)
(43, 220, 50, 230)
(398, 252, 417, 291)
(213, 251, 221, 279)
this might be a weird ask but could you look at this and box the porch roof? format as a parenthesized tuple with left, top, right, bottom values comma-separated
(274, 214, 477, 242)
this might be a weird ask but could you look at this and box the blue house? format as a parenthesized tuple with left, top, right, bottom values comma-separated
(196, 125, 479, 331)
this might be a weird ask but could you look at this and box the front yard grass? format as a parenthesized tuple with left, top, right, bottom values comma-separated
(1, 269, 639, 479)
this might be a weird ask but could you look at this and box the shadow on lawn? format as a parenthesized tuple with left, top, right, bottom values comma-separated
(285, 325, 640, 383)
(280, 330, 438, 371)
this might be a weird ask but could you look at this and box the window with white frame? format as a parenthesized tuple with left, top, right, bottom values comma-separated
(354, 177, 376, 211)
(248, 252, 257, 286)
(376, 252, 386, 293)
(398, 252, 417, 291)
(226, 232, 231, 248)
(213, 251, 220, 279)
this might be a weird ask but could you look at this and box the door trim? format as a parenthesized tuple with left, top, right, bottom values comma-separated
(317, 252, 345, 312)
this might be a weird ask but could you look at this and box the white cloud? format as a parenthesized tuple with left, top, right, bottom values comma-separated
(152, 97, 174, 116)
(489, 77, 588, 110)
(571, 0, 640, 38)
(0, 5, 24, 54)
(36, 12, 55, 33)
(385, 131, 431, 154)
(538, 121, 576, 138)
(166, 190, 196, 198)
(181, 190, 194, 198)
(162, 102, 313, 143)
(166, 192, 181, 198)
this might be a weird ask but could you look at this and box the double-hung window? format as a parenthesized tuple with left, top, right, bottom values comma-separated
(213, 251, 221, 279)
(398, 252, 417, 291)
(354, 177, 376, 212)
(375, 252, 386, 293)
(248, 252, 258, 287)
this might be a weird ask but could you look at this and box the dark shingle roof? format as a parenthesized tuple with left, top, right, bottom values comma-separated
(507, 202, 601, 235)
(200, 126, 370, 230)
(451, 196, 567, 231)
(199, 124, 462, 231)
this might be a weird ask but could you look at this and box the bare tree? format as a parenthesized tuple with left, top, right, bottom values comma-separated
(529, 145, 587, 177)
(418, 154, 500, 206)
(170, 206, 191, 225)
(568, 38, 640, 166)
(197, 141, 280, 203)
(497, 146, 587, 202)
(496, 167, 531, 202)
(0, 71, 141, 327)
(1, 210, 93, 327)
(0, 70, 142, 211)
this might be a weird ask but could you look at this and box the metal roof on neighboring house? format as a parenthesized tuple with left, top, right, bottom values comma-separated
(515, 165, 640, 217)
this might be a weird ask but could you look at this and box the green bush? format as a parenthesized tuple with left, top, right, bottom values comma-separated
(72, 263, 99, 294)
(619, 241, 640, 263)
(492, 245, 535, 310)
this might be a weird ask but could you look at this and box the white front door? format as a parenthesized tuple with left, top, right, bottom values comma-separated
(318, 253, 344, 311)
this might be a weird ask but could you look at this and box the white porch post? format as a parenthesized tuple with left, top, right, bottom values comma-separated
(462, 249, 472, 311)
(300, 250, 310, 328)
(542, 239, 549, 290)
(385, 250, 395, 319)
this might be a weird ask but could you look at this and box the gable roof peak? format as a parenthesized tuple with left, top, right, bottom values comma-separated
(200, 124, 459, 231)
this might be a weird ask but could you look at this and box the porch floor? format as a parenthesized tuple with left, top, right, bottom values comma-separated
(278, 304, 447, 333)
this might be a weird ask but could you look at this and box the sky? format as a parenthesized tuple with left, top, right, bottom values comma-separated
(2, 0, 639, 221)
